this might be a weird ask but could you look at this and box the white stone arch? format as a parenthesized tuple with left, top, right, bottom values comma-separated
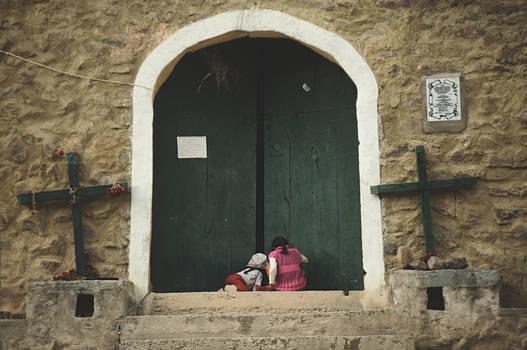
(129, 9, 384, 301)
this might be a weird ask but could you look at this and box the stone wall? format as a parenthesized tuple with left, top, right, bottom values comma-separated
(1, 0, 526, 314)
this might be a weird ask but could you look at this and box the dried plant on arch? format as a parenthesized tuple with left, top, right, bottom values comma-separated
(197, 47, 240, 95)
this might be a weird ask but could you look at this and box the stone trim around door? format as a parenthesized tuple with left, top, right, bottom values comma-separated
(130, 9, 383, 302)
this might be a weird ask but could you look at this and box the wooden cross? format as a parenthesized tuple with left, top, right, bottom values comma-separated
(17, 152, 129, 276)
(370, 146, 477, 255)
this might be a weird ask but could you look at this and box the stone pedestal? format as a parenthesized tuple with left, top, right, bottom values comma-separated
(388, 269, 501, 315)
(26, 280, 135, 320)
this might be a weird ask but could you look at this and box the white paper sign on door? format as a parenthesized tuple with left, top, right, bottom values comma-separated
(177, 136, 207, 158)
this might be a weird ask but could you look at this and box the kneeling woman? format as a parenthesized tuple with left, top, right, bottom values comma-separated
(268, 236, 308, 291)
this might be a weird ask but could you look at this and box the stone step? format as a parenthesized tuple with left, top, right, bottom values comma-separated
(120, 310, 402, 341)
(140, 291, 370, 315)
(119, 335, 415, 350)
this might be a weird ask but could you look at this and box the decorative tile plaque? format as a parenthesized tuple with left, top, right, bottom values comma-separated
(422, 73, 466, 133)
(426, 76, 461, 121)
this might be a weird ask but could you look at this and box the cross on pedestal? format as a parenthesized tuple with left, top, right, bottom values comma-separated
(17, 152, 129, 276)
(370, 146, 477, 255)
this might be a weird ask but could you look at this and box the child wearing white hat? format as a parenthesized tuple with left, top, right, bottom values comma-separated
(224, 253, 268, 291)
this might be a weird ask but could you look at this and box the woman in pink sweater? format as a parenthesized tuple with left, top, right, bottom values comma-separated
(267, 236, 308, 291)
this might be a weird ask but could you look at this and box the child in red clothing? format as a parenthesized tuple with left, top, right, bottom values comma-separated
(224, 253, 268, 291)
(266, 236, 308, 291)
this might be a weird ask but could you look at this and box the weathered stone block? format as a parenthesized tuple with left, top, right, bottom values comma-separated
(26, 280, 135, 320)
(390, 269, 500, 288)
(388, 270, 501, 314)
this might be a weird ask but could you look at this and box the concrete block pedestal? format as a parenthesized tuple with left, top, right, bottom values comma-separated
(389, 269, 501, 315)
(26, 280, 135, 320)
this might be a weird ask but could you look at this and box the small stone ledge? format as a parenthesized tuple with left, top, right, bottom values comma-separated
(498, 308, 527, 317)
(26, 280, 135, 320)
(390, 269, 501, 288)
(388, 269, 501, 315)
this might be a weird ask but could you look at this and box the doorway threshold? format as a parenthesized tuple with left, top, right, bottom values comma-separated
(142, 290, 369, 315)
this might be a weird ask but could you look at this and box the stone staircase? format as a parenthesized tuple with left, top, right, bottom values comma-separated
(11, 271, 518, 349)
(118, 291, 414, 350)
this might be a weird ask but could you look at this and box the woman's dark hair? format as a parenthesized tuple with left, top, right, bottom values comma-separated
(271, 236, 289, 254)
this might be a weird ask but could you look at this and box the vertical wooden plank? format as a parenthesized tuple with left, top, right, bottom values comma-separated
(66, 153, 86, 276)
(152, 50, 208, 292)
(229, 102, 257, 272)
(336, 108, 363, 290)
(289, 111, 313, 276)
(229, 40, 258, 271)
(326, 58, 363, 290)
(263, 39, 292, 251)
(263, 112, 291, 250)
(308, 56, 344, 290)
(416, 146, 435, 255)
(307, 110, 339, 290)
(263, 39, 316, 253)
(71, 204, 86, 276)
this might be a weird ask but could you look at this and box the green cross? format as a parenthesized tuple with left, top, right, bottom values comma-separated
(17, 152, 128, 276)
(370, 146, 477, 255)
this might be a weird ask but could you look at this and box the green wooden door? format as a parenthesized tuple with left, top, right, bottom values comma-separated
(152, 38, 362, 292)
(151, 40, 259, 292)
(262, 40, 362, 290)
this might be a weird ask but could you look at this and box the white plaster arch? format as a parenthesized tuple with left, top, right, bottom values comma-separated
(130, 9, 384, 301)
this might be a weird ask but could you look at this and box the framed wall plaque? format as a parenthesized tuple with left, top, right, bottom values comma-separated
(422, 73, 467, 133)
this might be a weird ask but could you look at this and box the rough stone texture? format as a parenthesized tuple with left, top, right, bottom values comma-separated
(26, 280, 135, 319)
(141, 291, 365, 315)
(408, 259, 428, 270)
(1, 281, 135, 350)
(427, 256, 445, 270)
(119, 335, 415, 350)
(1, 276, 527, 349)
(387, 269, 527, 349)
(390, 269, 501, 289)
(442, 257, 469, 269)
(396, 246, 413, 269)
(1, 0, 527, 317)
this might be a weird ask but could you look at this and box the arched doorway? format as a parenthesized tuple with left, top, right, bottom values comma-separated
(151, 38, 362, 292)
(129, 10, 383, 301)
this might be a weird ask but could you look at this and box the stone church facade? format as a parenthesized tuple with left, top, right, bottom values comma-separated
(1, 0, 526, 348)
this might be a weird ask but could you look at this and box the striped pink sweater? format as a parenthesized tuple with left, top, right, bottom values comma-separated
(269, 246, 306, 291)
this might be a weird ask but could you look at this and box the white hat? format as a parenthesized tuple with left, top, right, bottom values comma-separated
(246, 253, 268, 269)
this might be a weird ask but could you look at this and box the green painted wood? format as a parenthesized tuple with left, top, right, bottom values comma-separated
(152, 53, 205, 292)
(152, 38, 362, 291)
(336, 108, 363, 290)
(262, 39, 362, 290)
(16, 152, 129, 276)
(370, 146, 478, 255)
(66, 153, 86, 275)
(17, 184, 129, 204)
(67, 153, 80, 188)
(71, 202, 85, 275)
(17, 190, 70, 204)
(369, 177, 478, 194)
(416, 146, 435, 254)
(152, 39, 257, 292)
(311, 110, 339, 290)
